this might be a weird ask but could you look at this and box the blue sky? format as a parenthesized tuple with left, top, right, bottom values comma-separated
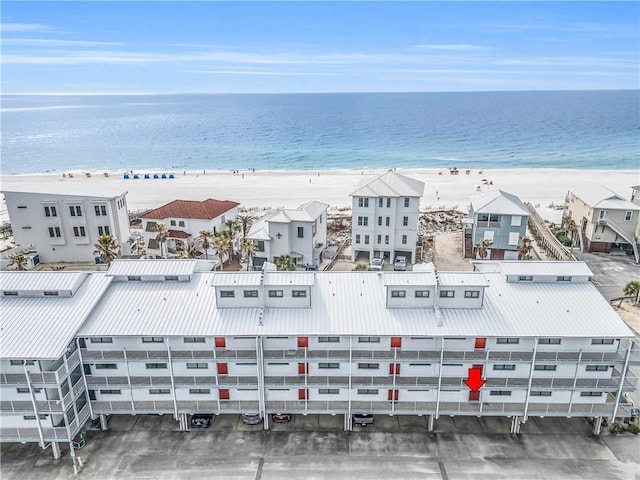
(1, 1, 638, 94)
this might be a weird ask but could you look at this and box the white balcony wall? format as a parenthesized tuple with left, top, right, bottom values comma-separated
(172, 362, 213, 375)
(570, 391, 608, 404)
(402, 363, 438, 377)
(175, 388, 215, 401)
(132, 389, 172, 402)
(225, 337, 258, 350)
(264, 362, 295, 375)
(527, 391, 571, 403)
(263, 337, 297, 350)
(403, 337, 438, 351)
(487, 364, 529, 377)
(2, 387, 48, 401)
(487, 338, 534, 352)
(226, 362, 258, 376)
(532, 364, 575, 378)
(265, 388, 295, 401)
(482, 389, 527, 403)
(229, 388, 259, 401)
(311, 364, 349, 375)
(1, 415, 53, 429)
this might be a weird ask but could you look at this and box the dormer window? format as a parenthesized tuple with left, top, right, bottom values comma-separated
(556, 276, 571, 282)
(44, 291, 59, 296)
(127, 276, 141, 281)
(220, 291, 235, 298)
(464, 290, 480, 298)
(415, 290, 430, 298)
(244, 290, 259, 298)
(439, 290, 455, 298)
(292, 290, 307, 298)
(518, 275, 533, 282)
(391, 290, 406, 298)
(164, 276, 178, 281)
(3, 291, 18, 296)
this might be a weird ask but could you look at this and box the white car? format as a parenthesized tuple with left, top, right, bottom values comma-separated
(370, 257, 384, 271)
(393, 256, 407, 271)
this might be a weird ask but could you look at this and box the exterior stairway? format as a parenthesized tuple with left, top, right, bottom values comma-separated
(602, 218, 639, 263)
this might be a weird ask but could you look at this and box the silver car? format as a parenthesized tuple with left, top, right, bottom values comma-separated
(370, 257, 384, 271)
(393, 256, 407, 271)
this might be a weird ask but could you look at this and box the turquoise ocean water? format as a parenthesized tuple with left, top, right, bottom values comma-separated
(1, 90, 638, 175)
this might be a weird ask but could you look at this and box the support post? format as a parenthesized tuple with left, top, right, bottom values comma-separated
(428, 414, 435, 433)
(592, 416, 603, 436)
(99, 413, 108, 431)
(51, 441, 61, 460)
(510, 415, 521, 434)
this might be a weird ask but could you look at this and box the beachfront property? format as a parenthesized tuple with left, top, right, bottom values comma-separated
(350, 171, 425, 264)
(140, 199, 240, 259)
(563, 185, 640, 263)
(631, 186, 640, 242)
(1, 186, 131, 264)
(463, 190, 530, 260)
(245, 201, 329, 269)
(1, 259, 638, 462)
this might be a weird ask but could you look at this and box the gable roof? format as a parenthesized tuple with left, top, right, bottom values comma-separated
(470, 189, 529, 216)
(142, 199, 240, 221)
(569, 185, 640, 210)
(350, 171, 425, 198)
(246, 201, 329, 240)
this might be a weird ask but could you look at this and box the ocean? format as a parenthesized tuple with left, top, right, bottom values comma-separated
(1, 90, 638, 175)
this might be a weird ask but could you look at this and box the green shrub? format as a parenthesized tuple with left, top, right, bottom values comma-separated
(555, 231, 572, 247)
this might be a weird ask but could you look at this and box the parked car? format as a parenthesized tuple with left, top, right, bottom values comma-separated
(305, 264, 318, 271)
(393, 256, 407, 271)
(190, 414, 213, 429)
(370, 257, 384, 271)
(352, 414, 374, 427)
(271, 413, 292, 423)
(241, 413, 264, 425)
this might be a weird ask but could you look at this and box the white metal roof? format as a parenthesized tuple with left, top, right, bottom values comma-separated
(210, 272, 262, 286)
(492, 261, 593, 278)
(470, 189, 529, 216)
(382, 272, 437, 286)
(263, 272, 316, 286)
(569, 184, 639, 210)
(2, 184, 127, 199)
(107, 259, 197, 277)
(0, 273, 112, 359)
(0, 271, 87, 293)
(438, 272, 490, 287)
(350, 171, 425, 198)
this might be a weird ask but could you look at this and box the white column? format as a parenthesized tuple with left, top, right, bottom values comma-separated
(611, 342, 633, 422)
(51, 441, 61, 460)
(435, 338, 445, 419)
(166, 337, 179, 420)
(522, 338, 539, 421)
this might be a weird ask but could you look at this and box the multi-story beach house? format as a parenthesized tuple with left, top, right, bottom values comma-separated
(350, 171, 425, 264)
(564, 185, 640, 263)
(631, 185, 640, 242)
(141, 199, 240, 259)
(463, 189, 530, 260)
(2, 186, 131, 264)
(1, 259, 638, 463)
(245, 201, 329, 269)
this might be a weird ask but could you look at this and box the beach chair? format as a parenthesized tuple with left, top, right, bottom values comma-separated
(153, 174, 159, 179)
(124, 174, 130, 179)
(169, 173, 175, 179)
(144, 174, 150, 179)
(133, 174, 139, 179)
(85, 172, 92, 178)
(161, 173, 167, 179)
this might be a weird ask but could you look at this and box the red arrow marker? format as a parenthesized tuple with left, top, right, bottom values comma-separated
(464, 367, 486, 392)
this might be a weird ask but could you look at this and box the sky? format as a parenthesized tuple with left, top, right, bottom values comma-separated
(1, 1, 638, 94)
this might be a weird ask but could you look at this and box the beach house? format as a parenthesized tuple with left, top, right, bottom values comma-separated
(2, 186, 131, 264)
(564, 185, 640, 262)
(463, 189, 530, 260)
(140, 198, 240, 259)
(246, 201, 329, 269)
(350, 170, 425, 264)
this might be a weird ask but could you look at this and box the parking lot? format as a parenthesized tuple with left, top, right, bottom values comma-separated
(1, 414, 639, 480)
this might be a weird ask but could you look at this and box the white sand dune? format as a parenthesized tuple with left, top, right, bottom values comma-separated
(1, 168, 637, 224)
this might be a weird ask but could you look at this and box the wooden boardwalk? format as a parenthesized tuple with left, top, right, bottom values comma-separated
(525, 203, 576, 261)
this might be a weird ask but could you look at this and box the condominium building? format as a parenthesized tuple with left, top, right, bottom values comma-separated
(141, 198, 240, 258)
(350, 171, 425, 263)
(2, 186, 131, 263)
(246, 201, 329, 269)
(564, 185, 640, 262)
(463, 189, 530, 259)
(1, 260, 638, 462)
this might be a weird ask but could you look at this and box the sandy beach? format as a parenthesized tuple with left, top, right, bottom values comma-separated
(1, 168, 637, 224)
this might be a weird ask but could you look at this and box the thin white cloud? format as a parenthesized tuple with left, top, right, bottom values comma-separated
(0, 22, 52, 33)
(3, 38, 123, 47)
(413, 44, 490, 51)
(186, 69, 331, 76)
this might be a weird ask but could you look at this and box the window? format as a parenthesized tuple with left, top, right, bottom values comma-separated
(24, 415, 48, 420)
(292, 290, 307, 298)
(69, 206, 82, 217)
(386, 198, 391, 208)
(364, 235, 370, 245)
(357, 216, 368, 226)
(391, 337, 402, 348)
(580, 392, 603, 397)
(4, 291, 18, 296)
(44, 206, 57, 217)
(358, 389, 379, 395)
(94, 205, 107, 216)
(17, 388, 37, 393)
(378, 216, 382, 226)
(244, 290, 259, 298)
(145, 363, 167, 369)
(592, 339, 615, 345)
(220, 291, 235, 298)
(530, 391, 552, 397)
(415, 290, 430, 298)
(404, 197, 410, 207)
(538, 338, 561, 345)
(439, 290, 455, 298)
(165, 276, 178, 281)
(318, 336, 339, 343)
(99, 389, 121, 394)
(464, 290, 480, 298)
(98, 225, 111, 236)
(21, 226, 32, 230)
(190, 389, 211, 394)
(90, 337, 113, 343)
(17, 205, 27, 209)
(384, 235, 389, 245)
(358, 336, 380, 343)
(474, 337, 486, 349)
(556, 276, 571, 282)
(319, 362, 340, 369)
(319, 388, 339, 394)
(508, 232, 520, 246)
(127, 276, 141, 281)
(490, 390, 512, 396)
(269, 290, 284, 298)
(378, 198, 383, 207)
(44, 291, 58, 296)
(493, 364, 516, 371)
(170, 220, 176, 226)
(142, 337, 164, 343)
(355, 234, 361, 244)
(149, 389, 170, 394)
(402, 216, 408, 226)
(534, 364, 557, 371)
(625, 211, 632, 221)
(401, 235, 407, 244)
(73, 226, 86, 237)
(95, 364, 117, 369)
(10, 360, 24, 366)
(358, 363, 379, 369)
(377, 234, 382, 244)
(385, 217, 390, 226)
(256, 241, 265, 252)
(518, 275, 533, 282)
(179, 221, 185, 227)
(215, 337, 226, 348)
(391, 290, 406, 298)
(48, 227, 61, 238)
(187, 363, 208, 369)
(297, 227, 304, 238)
(184, 337, 205, 343)
(586, 365, 609, 372)
(358, 197, 369, 208)
(496, 338, 519, 344)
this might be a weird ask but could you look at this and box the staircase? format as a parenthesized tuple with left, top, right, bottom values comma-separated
(603, 218, 639, 263)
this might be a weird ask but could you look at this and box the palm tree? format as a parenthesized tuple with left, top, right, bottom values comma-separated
(353, 263, 371, 271)
(178, 239, 200, 259)
(238, 214, 254, 241)
(623, 281, 640, 304)
(275, 254, 297, 271)
(199, 229, 213, 260)
(213, 233, 231, 270)
(155, 223, 168, 258)
(7, 252, 28, 271)
(224, 219, 241, 257)
(517, 236, 533, 261)
(241, 239, 257, 269)
(475, 238, 493, 260)
(94, 234, 119, 266)
(564, 218, 577, 248)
